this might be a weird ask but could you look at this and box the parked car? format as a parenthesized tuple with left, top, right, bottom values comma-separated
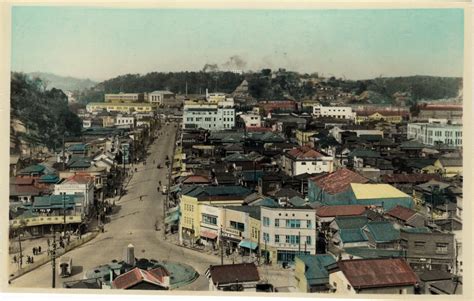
(59, 256, 72, 277)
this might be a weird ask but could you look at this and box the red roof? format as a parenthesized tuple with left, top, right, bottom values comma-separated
(310, 168, 369, 195)
(287, 146, 323, 160)
(12, 177, 35, 185)
(65, 174, 93, 185)
(207, 263, 259, 285)
(381, 174, 441, 184)
(385, 205, 417, 221)
(355, 109, 410, 117)
(420, 104, 462, 111)
(317, 205, 367, 218)
(183, 175, 211, 184)
(334, 258, 418, 289)
(9, 184, 43, 196)
(112, 267, 168, 289)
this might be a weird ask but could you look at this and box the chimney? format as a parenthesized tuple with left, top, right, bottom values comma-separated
(124, 244, 135, 266)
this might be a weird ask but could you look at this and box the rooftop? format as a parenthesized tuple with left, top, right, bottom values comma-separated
(316, 205, 367, 218)
(385, 205, 417, 221)
(330, 258, 418, 289)
(286, 146, 324, 160)
(364, 221, 400, 242)
(310, 168, 369, 195)
(296, 254, 336, 285)
(206, 263, 259, 285)
(350, 183, 410, 200)
(112, 267, 169, 289)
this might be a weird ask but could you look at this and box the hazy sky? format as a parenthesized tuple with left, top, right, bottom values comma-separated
(11, 7, 464, 81)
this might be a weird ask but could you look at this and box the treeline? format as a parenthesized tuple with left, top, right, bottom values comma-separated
(11, 72, 82, 150)
(76, 71, 245, 103)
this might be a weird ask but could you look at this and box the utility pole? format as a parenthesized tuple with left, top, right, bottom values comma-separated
(51, 233, 56, 288)
(220, 226, 224, 265)
(63, 194, 67, 234)
(18, 234, 23, 269)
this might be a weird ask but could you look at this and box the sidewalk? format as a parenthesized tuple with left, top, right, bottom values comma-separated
(8, 231, 98, 280)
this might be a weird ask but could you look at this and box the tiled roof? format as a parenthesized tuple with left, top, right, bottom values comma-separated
(33, 195, 81, 209)
(438, 157, 462, 167)
(182, 175, 210, 184)
(112, 267, 168, 289)
(364, 221, 400, 242)
(381, 174, 441, 184)
(332, 258, 418, 289)
(419, 270, 454, 282)
(207, 263, 259, 285)
(350, 183, 409, 199)
(420, 104, 462, 111)
(296, 254, 336, 285)
(287, 146, 324, 160)
(316, 205, 367, 218)
(344, 247, 404, 259)
(400, 227, 431, 234)
(9, 184, 43, 197)
(385, 205, 416, 221)
(18, 164, 45, 174)
(64, 174, 93, 185)
(183, 185, 251, 199)
(223, 153, 251, 162)
(310, 168, 369, 195)
(12, 177, 35, 185)
(340, 228, 368, 243)
(334, 216, 368, 229)
(348, 149, 380, 158)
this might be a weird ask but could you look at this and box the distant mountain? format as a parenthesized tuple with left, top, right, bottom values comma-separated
(27, 72, 98, 92)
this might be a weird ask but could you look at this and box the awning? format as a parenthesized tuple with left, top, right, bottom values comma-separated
(200, 230, 218, 240)
(164, 211, 179, 224)
(169, 185, 181, 193)
(238, 240, 258, 250)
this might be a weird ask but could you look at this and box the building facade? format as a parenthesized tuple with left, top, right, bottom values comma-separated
(407, 120, 462, 147)
(313, 105, 355, 120)
(182, 100, 235, 131)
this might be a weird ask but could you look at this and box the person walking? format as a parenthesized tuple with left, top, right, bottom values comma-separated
(32, 247, 36, 256)
(38, 246, 41, 254)
(13, 255, 17, 263)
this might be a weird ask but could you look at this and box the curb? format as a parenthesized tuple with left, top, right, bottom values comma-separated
(9, 231, 99, 282)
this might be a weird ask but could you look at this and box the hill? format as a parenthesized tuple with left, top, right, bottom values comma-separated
(28, 72, 98, 92)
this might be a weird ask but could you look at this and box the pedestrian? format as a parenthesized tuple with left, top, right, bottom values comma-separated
(31, 256, 34, 264)
(32, 247, 36, 256)
(13, 255, 17, 263)
(38, 246, 41, 254)
(47, 238, 50, 247)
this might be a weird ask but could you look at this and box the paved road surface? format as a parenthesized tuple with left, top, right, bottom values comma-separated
(9, 122, 224, 290)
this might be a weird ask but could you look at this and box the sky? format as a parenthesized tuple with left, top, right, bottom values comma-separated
(11, 7, 464, 81)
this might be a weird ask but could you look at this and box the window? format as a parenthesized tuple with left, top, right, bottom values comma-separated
(230, 221, 245, 232)
(202, 214, 217, 225)
(275, 219, 279, 227)
(301, 162, 306, 165)
(307, 220, 312, 228)
(263, 216, 270, 227)
(285, 235, 300, 244)
(414, 241, 425, 248)
(263, 232, 269, 242)
(286, 219, 301, 228)
(306, 236, 312, 245)
(275, 235, 280, 243)
(436, 243, 449, 254)
(347, 285, 351, 291)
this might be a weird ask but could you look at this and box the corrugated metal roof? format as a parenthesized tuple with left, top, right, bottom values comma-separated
(340, 228, 368, 243)
(364, 221, 400, 242)
(310, 168, 369, 195)
(296, 254, 336, 285)
(351, 183, 409, 199)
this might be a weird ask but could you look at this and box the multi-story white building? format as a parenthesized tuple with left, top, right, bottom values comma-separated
(313, 105, 355, 120)
(260, 206, 317, 264)
(281, 146, 334, 176)
(105, 93, 140, 103)
(148, 90, 175, 105)
(206, 91, 227, 103)
(115, 115, 135, 128)
(182, 99, 235, 131)
(53, 174, 95, 215)
(407, 120, 462, 147)
(239, 113, 261, 128)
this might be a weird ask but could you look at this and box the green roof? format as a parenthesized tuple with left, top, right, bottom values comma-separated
(289, 196, 307, 207)
(18, 164, 45, 174)
(400, 227, 432, 234)
(296, 254, 336, 285)
(38, 174, 60, 183)
(340, 228, 368, 243)
(67, 156, 92, 168)
(33, 195, 82, 209)
(240, 170, 265, 182)
(364, 221, 400, 242)
(223, 153, 251, 162)
(68, 144, 87, 152)
(183, 185, 251, 198)
(344, 247, 405, 259)
(334, 216, 368, 230)
(250, 197, 280, 208)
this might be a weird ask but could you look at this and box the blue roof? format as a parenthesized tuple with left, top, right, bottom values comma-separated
(240, 170, 265, 182)
(67, 156, 92, 168)
(364, 221, 400, 242)
(250, 197, 280, 208)
(296, 254, 336, 285)
(33, 195, 82, 209)
(334, 216, 368, 230)
(68, 144, 87, 152)
(401, 227, 432, 234)
(38, 174, 60, 183)
(288, 196, 307, 207)
(340, 228, 368, 243)
(18, 164, 45, 174)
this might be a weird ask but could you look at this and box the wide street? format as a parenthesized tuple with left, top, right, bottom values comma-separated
(9, 121, 225, 290)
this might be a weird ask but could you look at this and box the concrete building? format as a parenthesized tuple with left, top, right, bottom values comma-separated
(329, 126, 384, 143)
(281, 146, 334, 176)
(239, 113, 261, 129)
(148, 90, 175, 106)
(115, 115, 135, 128)
(53, 174, 95, 215)
(407, 120, 462, 147)
(105, 93, 141, 103)
(313, 105, 355, 120)
(416, 103, 462, 122)
(182, 99, 235, 131)
(260, 206, 317, 264)
(86, 102, 154, 114)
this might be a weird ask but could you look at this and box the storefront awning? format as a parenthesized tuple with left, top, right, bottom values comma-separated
(239, 240, 258, 250)
(200, 230, 218, 240)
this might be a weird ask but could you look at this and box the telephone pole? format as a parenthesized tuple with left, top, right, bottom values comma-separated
(51, 233, 56, 288)
(220, 226, 224, 265)
(18, 234, 23, 269)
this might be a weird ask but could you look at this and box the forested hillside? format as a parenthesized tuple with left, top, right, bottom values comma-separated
(11, 72, 82, 151)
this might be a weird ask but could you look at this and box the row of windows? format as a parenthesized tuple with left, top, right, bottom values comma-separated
(186, 117, 233, 122)
(202, 214, 217, 225)
(300, 161, 328, 165)
(263, 233, 312, 245)
(263, 217, 312, 229)
(230, 221, 245, 232)
(183, 204, 194, 212)
(183, 216, 193, 225)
